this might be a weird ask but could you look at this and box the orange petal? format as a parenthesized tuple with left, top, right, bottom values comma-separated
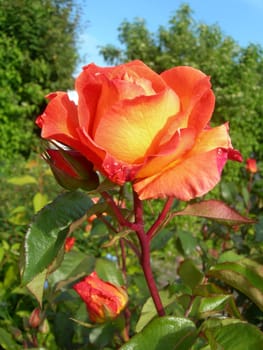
(123, 60, 167, 92)
(134, 148, 228, 201)
(81, 60, 166, 92)
(134, 124, 233, 200)
(188, 123, 232, 156)
(36, 92, 81, 150)
(94, 89, 180, 163)
(161, 66, 215, 132)
(91, 77, 155, 138)
(136, 128, 196, 178)
(76, 68, 103, 133)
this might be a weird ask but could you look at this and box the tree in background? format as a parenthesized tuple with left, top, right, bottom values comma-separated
(0, 0, 79, 160)
(100, 4, 263, 173)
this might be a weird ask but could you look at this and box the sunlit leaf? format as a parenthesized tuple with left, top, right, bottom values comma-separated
(22, 191, 93, 284)
(203, 319, 263, 349)
(120, 317, 197, 350)
(173, 200, 255, 224)
(136, 290, 178, 332)
(189, 294, 241, 319)
(7, 175, 37, 186)
(26, 269, 47, 306)
(33, 192, 49, 213)
(208, 258, 263, 311)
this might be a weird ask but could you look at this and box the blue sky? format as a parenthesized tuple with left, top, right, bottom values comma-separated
(75, 0, 263, 74)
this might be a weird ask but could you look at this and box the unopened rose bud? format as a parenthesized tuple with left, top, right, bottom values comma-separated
(65, 236, 75, 252)
(73, 271, 128, 323)
(246, 158, 258, 174)
(42, 142, 99, 191)
(29, 307, 41, 328)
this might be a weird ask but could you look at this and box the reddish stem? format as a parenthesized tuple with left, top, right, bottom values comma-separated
(102, 190, 166, 316)
(133, 191, 165, 316)
(101, 191, 133, 229)
(147, 197, 174, 239)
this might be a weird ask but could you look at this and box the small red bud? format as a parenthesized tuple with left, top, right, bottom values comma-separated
(65, 237, 75, 252)
(246, 158, 258, 174)
(29, 308, 41, 328)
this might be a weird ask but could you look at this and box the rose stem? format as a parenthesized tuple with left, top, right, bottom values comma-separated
(146, 197, 174, 239)
(101, 190, 165, 316)
(101, 191, 133, 229)
(133, 191, 165, 317)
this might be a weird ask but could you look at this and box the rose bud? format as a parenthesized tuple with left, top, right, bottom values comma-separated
(246, 158, 258, 174)
(73, 271, 128, 323)
(29, 307, 41, 328)
(42, 142, 99, 191)
(64, 236, 75, 252)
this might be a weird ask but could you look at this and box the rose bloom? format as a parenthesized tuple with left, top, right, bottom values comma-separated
(36, 60, 242, 201)
(73, 272, 128, 323)
(246, 158, 258, 174)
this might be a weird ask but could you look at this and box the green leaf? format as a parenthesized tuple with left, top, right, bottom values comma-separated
(8, 206, 28, 225)
(136, 290, 178, 332)
(0, 327, 20, 350)
(177, 230, 198, 255)
(33, 192, 49, 213)
(7, 175, 37, 186)
(173, 200, 255, 224)
(190, 295, 241, 319)
(217, 250, 244, 263)
(49, 250, 95, 290)
(22, 191, 93, 284)
(178, 259, 204, 290)
(120, 317, 197, 350)
(151, 229, 174, 251)
(203, 320, 263, 350)
(26, 269, 47, 306)
(95, 258, 124, 286)
(208, 258, 263, 311)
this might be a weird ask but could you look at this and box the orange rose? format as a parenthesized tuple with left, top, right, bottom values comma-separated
(73, 272, 128, 323)
(36, 60, 242, 200)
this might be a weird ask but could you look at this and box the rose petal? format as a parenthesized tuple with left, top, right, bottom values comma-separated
(136, 128, 196, 178)
(134, 148, 227, 201)
(36, 92, 81, 150)
(93, 89, 180, 163)
(134, 124, 233, 200)
(161, 66, 215, 132)
(82, 60, 167, 91)
(91, 78, 155, 138)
